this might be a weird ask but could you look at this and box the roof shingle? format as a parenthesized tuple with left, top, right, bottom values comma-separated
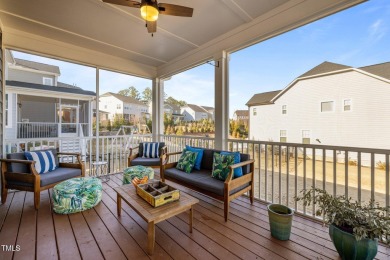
(101, 92, 146, 106)
(14, 58, 61, 75)
(246, 90, 281, 106)
(298, 61, 351, 78)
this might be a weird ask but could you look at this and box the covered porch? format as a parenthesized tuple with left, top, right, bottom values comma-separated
(1, 0, 390, 259)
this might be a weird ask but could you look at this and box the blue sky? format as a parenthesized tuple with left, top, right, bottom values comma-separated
(12, 0, 390, 117)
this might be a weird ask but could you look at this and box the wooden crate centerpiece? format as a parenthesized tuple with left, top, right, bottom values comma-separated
(136, 180, 180, 207)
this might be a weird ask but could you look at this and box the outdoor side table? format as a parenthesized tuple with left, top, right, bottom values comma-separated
(91, 161, 110, 182)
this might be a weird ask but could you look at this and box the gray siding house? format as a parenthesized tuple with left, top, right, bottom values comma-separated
(4, 51, 95, 152)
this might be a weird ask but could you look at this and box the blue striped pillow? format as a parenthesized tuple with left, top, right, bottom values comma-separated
(142, 142, 160, 158)
(24, 150, 58, 174)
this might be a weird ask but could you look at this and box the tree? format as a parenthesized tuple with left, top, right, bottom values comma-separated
(118, 86, 141, 100)
(166, 96, 187, 107)
(142, 87, 152, 102)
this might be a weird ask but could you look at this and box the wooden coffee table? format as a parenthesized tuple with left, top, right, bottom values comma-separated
(114, 184, 199, 255)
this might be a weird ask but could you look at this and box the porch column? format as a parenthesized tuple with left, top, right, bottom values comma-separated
(214, 51, 229, 150)
(152, 78, 164, 141)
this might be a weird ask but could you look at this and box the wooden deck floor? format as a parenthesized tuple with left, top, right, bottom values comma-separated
(1, 173, 389, 260)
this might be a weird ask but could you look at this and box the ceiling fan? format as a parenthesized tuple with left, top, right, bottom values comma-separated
(102, 0, 193, 35)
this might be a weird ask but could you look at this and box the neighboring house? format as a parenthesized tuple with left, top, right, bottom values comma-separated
(246, 61, 390, 151)
(164, 103, 184, 123)
(4, 50, 95, 145)
(200, 106, 215, 120)
(99, 92, 149, 124)
(233, 110, 249, 125)
(181, 104, 214, 121)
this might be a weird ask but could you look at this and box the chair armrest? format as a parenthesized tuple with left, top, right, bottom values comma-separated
(129, 145, 140, 156)
(163, 151, 181, 166)
(224, 159, 255, 185)
(0, 158, 35, 165)
(57, 152, 80, 156)
(57, 152, 82, 164)
(0, 158, 39, 176)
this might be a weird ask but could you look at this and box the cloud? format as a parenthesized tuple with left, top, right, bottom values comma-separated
(369, 19, 387, 42)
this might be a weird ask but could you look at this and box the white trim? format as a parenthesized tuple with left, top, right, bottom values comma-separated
(8, 64, 59, 77)
(5, 93, 12, 128)
(343, 98, 352, 112)
(6, 85, 94, 100)
(43, 77, 53, 86)
(320, 100, 335, 113)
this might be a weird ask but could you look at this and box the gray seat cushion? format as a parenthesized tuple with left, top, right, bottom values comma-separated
(131, 157, 160, 167)
(164, 168, 249, 196)
(40, 167, 82, 187)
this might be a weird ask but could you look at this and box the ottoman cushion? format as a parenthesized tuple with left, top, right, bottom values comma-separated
(52, 177, 102, 214)
(123, 165, 154, 184)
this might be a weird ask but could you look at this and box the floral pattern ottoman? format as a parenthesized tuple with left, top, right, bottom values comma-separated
(123, 165, 155, 185)
(52, 177, 102, 214)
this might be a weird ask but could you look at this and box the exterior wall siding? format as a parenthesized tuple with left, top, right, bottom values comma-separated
(8, 69, 55, 85)
(249, 71, 390, 150)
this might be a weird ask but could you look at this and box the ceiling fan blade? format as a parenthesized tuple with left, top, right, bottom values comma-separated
(102, 0, 140, 8)
(158, 3, 193, 17)
(146, 20, 157, 33)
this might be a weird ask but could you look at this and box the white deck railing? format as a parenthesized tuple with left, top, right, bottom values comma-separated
(161, 135, 390, 218)
(17, 122, 90, 138)
(4, 134, 389, 219)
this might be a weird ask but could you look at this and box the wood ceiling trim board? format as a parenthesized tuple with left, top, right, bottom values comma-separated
(157, 0, 365, 78)
(92, 0, 199, 49)
(0, 9, 167, 64)
(3, 28, 157, 79)
(220, 0, 253, 22)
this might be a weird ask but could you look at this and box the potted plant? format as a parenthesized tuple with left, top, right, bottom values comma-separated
(267, 204, 294, 240)
(295, 188, 390, 260)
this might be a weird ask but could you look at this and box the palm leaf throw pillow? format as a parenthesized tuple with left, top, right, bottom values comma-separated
(176, 150, 198, 173)
(211, 152, 235, 181)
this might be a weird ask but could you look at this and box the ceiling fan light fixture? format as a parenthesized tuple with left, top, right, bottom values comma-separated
(140, 4, 159, 22)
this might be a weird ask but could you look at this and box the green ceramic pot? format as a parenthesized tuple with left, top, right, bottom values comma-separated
(267, 204, 294, 240)
(329, 224, 378, 260)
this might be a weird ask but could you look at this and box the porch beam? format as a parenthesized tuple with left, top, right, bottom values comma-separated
(214, 51, 229, 150)
(152, 78, 164, 142)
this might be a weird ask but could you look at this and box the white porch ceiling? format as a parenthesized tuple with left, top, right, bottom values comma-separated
(0, 0, 366, 78)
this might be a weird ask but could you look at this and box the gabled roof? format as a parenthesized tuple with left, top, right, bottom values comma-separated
(14, 58, 61, 75)
(6, 80, 95, 96)
(234, 110, 249, 117)
(57, 82, 82, 90)
(185, 104, 209, 113)
(359, 62, 390, 81)
(201, 106, 214, 111)
(101, 92, 146, 106)
(246, 90, 281, 106)
(298, 61, 351, 78)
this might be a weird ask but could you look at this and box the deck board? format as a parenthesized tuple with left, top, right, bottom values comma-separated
(0, 172, 389, 260)
(13, 192, 36, 260)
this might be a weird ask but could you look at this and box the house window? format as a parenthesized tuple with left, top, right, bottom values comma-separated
(117, 104, 121, 109)
(302, 130, 310, 144)
(321, 101, 334, 112)
(253, 108, 257, 116)
(104, 105, 107, 109)
(43, 77, 53, 86)
(282, 105, 287, 114)
(280, 130, 287, 142)
(343, 99, 351, 111)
